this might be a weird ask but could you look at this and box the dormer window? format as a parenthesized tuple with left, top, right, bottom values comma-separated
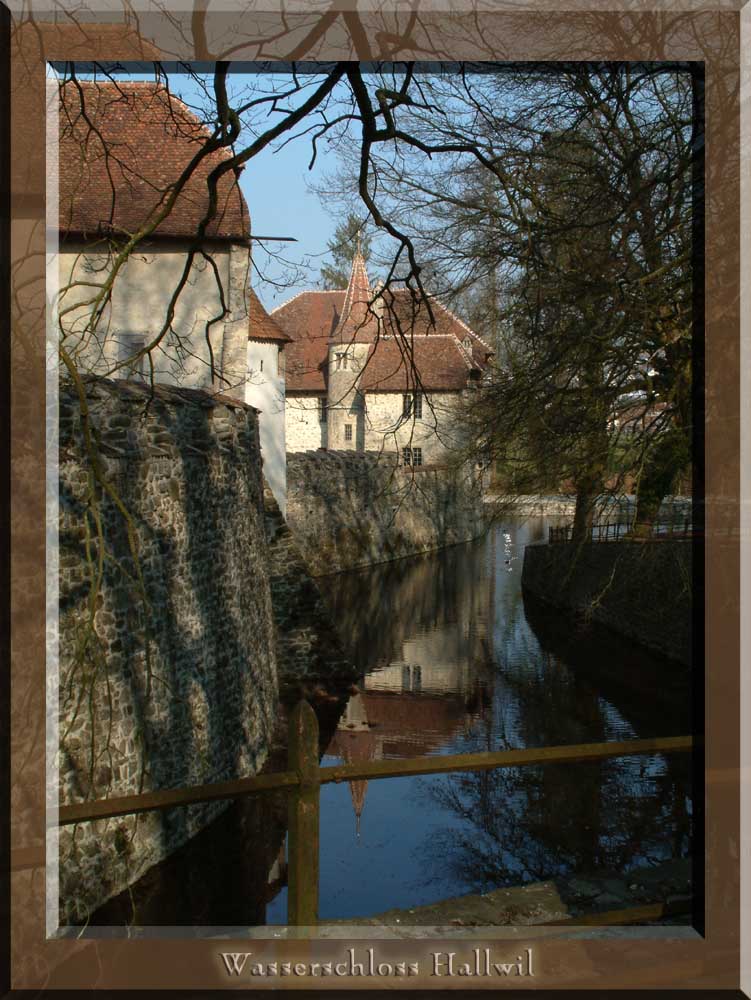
(462, 337, 472, 351)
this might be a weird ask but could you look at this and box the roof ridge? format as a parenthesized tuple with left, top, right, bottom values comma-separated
(434, 299, 493, 352)
(270, 289, 344, 314)
(75, 80, 166, 87)
(378, 332, 465, 340)
(451, 334, 474, 370)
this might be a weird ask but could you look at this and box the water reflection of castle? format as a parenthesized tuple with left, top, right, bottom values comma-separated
(325, 690, 480, 835)
(320, 540, 500, 834)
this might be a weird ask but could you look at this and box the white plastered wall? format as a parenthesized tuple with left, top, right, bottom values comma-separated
(363, 391, 466, 463)
(57, 239, 250, 401)
(246, 339, 287, 514)
(285, 394, 326, 452)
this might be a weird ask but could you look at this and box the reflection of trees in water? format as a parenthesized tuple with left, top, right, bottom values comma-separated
(320, 521, 692, 898)
(522, 589, 692, 737)
(418, 752, 691, 893)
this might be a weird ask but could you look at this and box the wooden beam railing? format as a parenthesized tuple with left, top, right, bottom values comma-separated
(57, 767, 300, 825)
(54, 701, 694, 927)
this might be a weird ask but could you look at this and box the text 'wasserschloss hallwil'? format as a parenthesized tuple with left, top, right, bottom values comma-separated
(219, 947, 535, 979)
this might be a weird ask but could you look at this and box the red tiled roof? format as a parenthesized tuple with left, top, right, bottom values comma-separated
(248, 288, 292, 343)
(58, 80, 249, 241)
(360, 336, 472, 392)
(272, 291, 342, 391)
(273, 288, 491, 393)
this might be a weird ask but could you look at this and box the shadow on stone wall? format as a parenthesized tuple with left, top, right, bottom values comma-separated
(58, 378, 278, 926)
(285, 451, 486, 576)
(82, 693, 347, 927)
(521, 539, 694, 667)
(263, 483, 357, 702)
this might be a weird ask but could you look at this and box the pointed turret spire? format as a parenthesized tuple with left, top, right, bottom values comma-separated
(331, 240, 377, 343)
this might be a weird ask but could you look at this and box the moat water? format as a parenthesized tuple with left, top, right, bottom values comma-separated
(88, 517, 693, 929)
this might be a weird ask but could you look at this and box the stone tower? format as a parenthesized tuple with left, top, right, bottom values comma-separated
(326, 242, 377, 451)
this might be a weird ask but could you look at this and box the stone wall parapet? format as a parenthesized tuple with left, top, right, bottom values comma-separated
(521, 539, 693, 665)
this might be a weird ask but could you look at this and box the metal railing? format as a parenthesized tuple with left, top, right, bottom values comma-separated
(549, 517, 695, 545)
(45, 701, 693, 927)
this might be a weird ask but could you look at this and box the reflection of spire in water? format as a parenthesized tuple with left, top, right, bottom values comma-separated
(351, 779, 367, 840)
(332, 693, 377, 840)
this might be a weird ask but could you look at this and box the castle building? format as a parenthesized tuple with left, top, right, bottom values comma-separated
(246, 289, 292, 512)
(271, 247, 494, 464)
(57, 80, 251, 400)
(56, 78, 293, 509)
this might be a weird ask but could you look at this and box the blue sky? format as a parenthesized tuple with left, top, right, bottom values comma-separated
(238, 130, 341, 310)
(80, 66, 351, 309)
(168, 70, 355, 310)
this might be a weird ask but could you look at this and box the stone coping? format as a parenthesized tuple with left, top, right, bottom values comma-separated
(328, 858, 692, 930)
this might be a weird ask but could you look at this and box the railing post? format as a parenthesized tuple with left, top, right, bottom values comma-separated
(287, 699, 320, 928)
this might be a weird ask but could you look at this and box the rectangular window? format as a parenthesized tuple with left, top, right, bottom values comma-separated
(345, 424, 353, 441)
(412, 447, 422, 466)
(318, 398, 327, 422)
(402, 447, 412, 466)
(119, 334, 146, 380)
(403, 393, 423, 418)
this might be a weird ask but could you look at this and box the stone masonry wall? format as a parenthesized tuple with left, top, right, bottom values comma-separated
(521, 539, 693, 665)
(57, 378, 278, 924)
(285, 451, 486, 576)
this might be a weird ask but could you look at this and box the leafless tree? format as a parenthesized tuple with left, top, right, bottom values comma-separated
(314, 64, 698, 537)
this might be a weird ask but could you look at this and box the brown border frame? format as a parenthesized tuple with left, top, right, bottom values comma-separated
(6, 2, 743, 992)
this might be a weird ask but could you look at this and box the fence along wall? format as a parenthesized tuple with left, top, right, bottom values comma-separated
(285, 450, 486, 576)
(57, 379, 279, 924)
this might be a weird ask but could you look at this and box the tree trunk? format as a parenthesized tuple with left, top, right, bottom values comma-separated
(572, 479, 598, 545)
(633, 427, 691, 537)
